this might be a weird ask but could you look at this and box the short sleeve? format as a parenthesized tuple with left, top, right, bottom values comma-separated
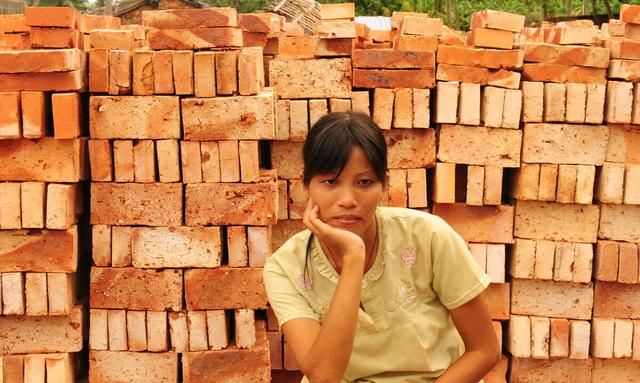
(429, 218, 491, 310)
(263, 258, 319, 330)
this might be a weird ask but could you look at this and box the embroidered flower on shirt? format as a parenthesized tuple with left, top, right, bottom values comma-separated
(399, 247, 417, 266)
(295, 274, 313, 291)
(395, 280, 418, 307)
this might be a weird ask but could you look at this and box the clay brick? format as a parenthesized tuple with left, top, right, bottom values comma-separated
(227, 226, 248, 267)
(2, 272, 25, 315)
(522, 123, 608, 165)
(20, 91, 46, 139)
(565, 83, 587, 123)
(0, 91, 21, 138)
(515, 200, 599, 242)
(521, 81, 544, 122)
(510, 163, 540, 200)
(110, 226, 129, 267)
(483, 166, 503, 205)
(90, 29, 134, 50)
(193, 52, 216, 97)
(595, 240, 620, 282)
(289, 99, 309, 140)
(606, 125, 640, 164)
(238, 141, 259, 183)
(482, 282, 510, 320)
(466, 165, 484, 206)
(108, 309, 128, 351)
(25, 6, 77, 28)
(599, 204, 640, 242)
(634, 321, 640, 361)
(91, 268, 182, 311)
(392, 88, 412, 128)
(486, 244, 505, 282)
(634, 84, 640, 125)
(502, 88, 523, 129)
(613, 319, 634, 358)
(0, 69, 86, 92)
(569, 320, 591, 359)
(406, 168, 427, 208)
(89, 351, 178, 383)
(538, 164, 558, 201)
(353, 49, 435, 69)
(277, 181, 289, 220)
(608, 59, 640, 82)
(531, 316, 551, 358)
(468, 243, 487, 271)
(142, 8, 237, 28)
(623, 164, 640, 204)
(108, 50, 132, 96)
(533, 240, 555, 280)
(90, 183, 182, 226)
(46, 353, 74, 383)
(238, 47, 264, 96)
(553, 242, 575, 282)
(353, 69, 435, 89)
(307, 99, 326, 129)
(131, 227, 221, 269)
(29, 27, 80, 49)
(235, 309, 256, 348)
(185, 268, 268, 310)
(585, 83, 606, 123)
(437, 125, 521, 167)
(188, 311, 208, 352)
(113, 140, 134, 182)
(319, 2, 355, 20)
(593, 358, 640, 381)
(436, 63, 520, 89)
(20, 182, 45, 229)
(315, 37, 353, 56)
(316, 20, 356, 39)
(438, 45, 523, 69)
(270, 141, 303, 180)
(2, 355, 24, 382)
(572, 243, 593, 284)
(90, 96, 180, 139)
(511, 278, 593, 319)
(548, 318, 569, 358)
(522, 63, 607, 84)
(521, 43, 610, 68)
(288, 180, 306, 219)
(543, 82, 566, 122)
(207, 310, 229, 350)
(156, 140, 181, 183)
(0, 48, 84, 73)
(0, 138, 84, 182)
(182, 90, 275, 140)
(147, 311, 169, 352)
(46, 183, 78, 230)
(412, 88, 430, 128)
(218, 140, 240, 182)
(550, 26, 599, 45)
(214, 50, 238, 95)
(132, 50, 154, 96)
(468, 28, 514, 49)
(329, 98, 351, 113)
(147, 28, 243, 50)
(470, 10, 524, 32)
(606, 81, 634, 124)
(591, 317, 615, 358)
(373, 88, 394, 130)
(399, 16, 443, 36)
(239, 12, 279, 33)
(52, 92, 82, 139)
(436, 81, 459, 124)
(510, 238, 535, 278)
(125, 311, 146, 351)
(509, 357, 592, 383)
(25, 272, 48, 316)
(481, 86, 505, 127)
(608, 39, 640, 60)
(90, 49, 109, 93)
(618, 242, 639, 284)
(181, 140, 203, 183)
(385, 128, 436, 168)
(92, 225, 111, 267)
(0, 305, 83, 353)
(556, 164, 577, 203)
(394, 34, 438, 52)
(269, 58, 351, 98)
(507, 315, 531, 358)
(351, 91, 370, 116)
(387, 169, 407, 207)
(169, 312, 189, 350)
(573, 165, 594, 204)
(595, 280, 640, 319)
(152, 51, 174, 94)
(80, 14, 120, 32)
(267, 36, 316, 58)
(90, 309, 109, 350)
(432, 203, 514, 243)
(132, 140, 156, 183)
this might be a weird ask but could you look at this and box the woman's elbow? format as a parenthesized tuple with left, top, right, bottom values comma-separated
(303, 364, 344, 383)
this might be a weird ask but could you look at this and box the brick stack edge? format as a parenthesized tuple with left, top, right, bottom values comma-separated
(0, 3, 639, 383)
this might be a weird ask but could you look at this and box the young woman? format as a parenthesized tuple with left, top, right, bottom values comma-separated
(263, 111, 500, 383)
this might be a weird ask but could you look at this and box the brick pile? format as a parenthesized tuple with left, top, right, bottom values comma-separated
(0, 7, 87, 383)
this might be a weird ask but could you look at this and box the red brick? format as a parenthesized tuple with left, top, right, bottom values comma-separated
(594, 240, 619, 282)
(598, 204, 640, 242)
(393, 34, 438, 52)
(269, 58, 352, 99)
(385, 128, 436, 168)
(239, 13, 279, 33)
(606, 125, 640, 164)
(316, 20, 356, 39)
(29, 27, 80, 49)
(108, 50, 132, 95)
(512, 278, 593, 319)
(89, 29, 134, 50)
(52, 92, 82, 139)
(146, 28, 243, 50)
(193, 51, 216, 97)
(353, 49, 434, 69)
(0, 138, 84, 182)
(185, 179, 277, 226)
(438, 45, 523, 69)
(113, 140, 134, 182)
(468, 28, 514, 49)
(89, 351, 178, 383)
(79, 14, 120, 33)
(592, 358, 640, 382)
(618, 243, 639, 284)
(436, 64, 520, 89)
(522, 123, 608, 165)
(0, 227, 77, 272)
(594, 281, 640, 319)
(471, 10, 525, 32)
(21, 91, 47, 138)
(25, 6, 77, 28)
(523, 63, 607, 84)
(172, 50, 194, 95)
(608, 39, 640, 60)
(315, 38, 353, 57)
(0, 91, 21, 138)
(89, 49, 109, 93)
(319, 3, 355, 20)
(509, 358, 592, 383)
(398, 16, 443, 36)
(432, 203, 514, 244)
(238, 47, 264, 96)
(1, 14, 28, 33)
(521, 42, 609, 68)
(0, 69, 87, 92)
(132, 50, 154, 96)
(270, 141, 303, 180)
(142, 8, 238, 29)
(0, 48, 84, 73)
(185, 267, 267, 310)
(353, 69, 435, 89)
(482, 282, 510, 320)
(515, 200, 599, 242)
(437, 125, 522, 167)
(90, 267, 183, 311)
(267, 36, 316, 58)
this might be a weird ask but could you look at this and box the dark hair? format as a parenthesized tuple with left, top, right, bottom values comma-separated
(301, 111, 387, 281)
(302, 111, 387, 186)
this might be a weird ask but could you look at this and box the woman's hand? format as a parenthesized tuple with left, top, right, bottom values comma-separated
(303, 198, 365, 263)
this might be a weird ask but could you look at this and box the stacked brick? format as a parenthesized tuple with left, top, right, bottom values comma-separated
(0, 7, 86, 382)
(87, 7, 275, 383)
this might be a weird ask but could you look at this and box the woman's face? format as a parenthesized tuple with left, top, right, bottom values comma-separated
(306, 146, 384, 240)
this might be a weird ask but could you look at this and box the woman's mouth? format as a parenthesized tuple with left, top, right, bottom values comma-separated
(333, 215, 361, 226)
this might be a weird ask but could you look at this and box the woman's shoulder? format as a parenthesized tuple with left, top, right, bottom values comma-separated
(379, 206, 450, 232)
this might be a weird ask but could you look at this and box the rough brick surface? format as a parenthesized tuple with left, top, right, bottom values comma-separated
(0, 138, 84, 182)
(515, 200, 599, 242)
(511, 278, 593, 319)
(432, 203, 514, 243)
(0, 226, 78, 272)
(89, 351, 179, 383)
(522, 123, 608, 165)
(438, 125, 521, 167)
(146, 28, 243, 50)
(142, 8, 238, 29)
(131, 227, 222, 268)
(269, 58, 352, 98)
(185, 268, 268, 310)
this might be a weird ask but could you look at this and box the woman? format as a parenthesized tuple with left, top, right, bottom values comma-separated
(263, 111, 499, 383)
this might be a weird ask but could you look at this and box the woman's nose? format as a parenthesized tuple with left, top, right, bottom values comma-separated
(337, 186, 357, 208)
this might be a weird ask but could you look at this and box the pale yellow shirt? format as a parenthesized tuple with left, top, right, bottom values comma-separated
(263, 207, 491, 383)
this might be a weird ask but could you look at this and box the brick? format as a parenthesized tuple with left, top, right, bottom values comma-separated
(595, 240, 620, 282)
(373, 88, 394, 130)
(591, 317, 615, 358)
(614, 319, 634, 358)
(319, 2, 355, 20)
(125, 311, 147, 351)
(468, 243, 487, 271)
(329, 98, 351, 113)
(89, 49, 109, 93)
(89, 351, 178, 383)
(484, 166, 503, 205)
(147, 311, 169, 352)
(550, 26, 599, 45)
(239, 12, 279, 33)
(80, 14, 120, 32)
(585, 83, 606, 124)
(432, 203, 514, 243)
(185, 268, 267, 310)
(87, 140, 111, 182)
(468, 28, 514, 49)
(316, 20, 356, 39)
(394, 34, 438, 52)
(238, 47, 264, 96)
(218, 140, 240, 182)
(437, 125, 521, 167)
(507, 315, 531, 358)
(618, 242, 639, 284)
(0, 183, 20, 229)
(543, 82, 566, 122)
(25, 6, 76, 27)
(207, 310, 229, 350)
(227, 226, 248, 267)
(132, 50, 154, 96)
(20, 182, 45, 229)
(29, 27, 80, 49)
(268, 36, 316, 58)
(509, 357, 592, 383)
(142, 8, 237, 28)
(510, 163, 539, 200)
(608, 59, 640, 82)
(267, 331, 283, 369)
(270, 141, 303, 180)
(531, 316, 550, 358)
(1, 14, 28, 33)
(113, 140, 134, 182)
(180, 140, 202, 183)
(521, 81, 544, 122)
(289, 99, 308, 140)
(24, 354, 46, 383)
(407, 168, 427, 208)
(573, 165, 594, 204)
(634, 321, 640, 361)
(308, 99, 327, 129)
(573, 243, 593, 284)
(599, 204, 640, 242)
(606, 125, 640, 164)
(385, 128, 436, 168)
(351, 91, 370, 116)
(470, 10, 524, 32)
(146, 28, 243, 50)
(2, 272, 24, 315)
(182, 90, 275, 140)
(438, 45, 523, 69)
(481, 86, 505, 127)
(523, 63, 606, 84)
(92, 225, 111, 267)
(0, 49, 83, 74)
(90, 29, 134, 50)
(108, 50, 132, 95)
(193, 52, 216, 97)
(522, 123, 608, 165)
(186, 179, 277, 226)
(510, 238, 535, 278)
(486, 244, 505, 282)
(2, 355, 24, 382)
(132, 140, 156, 183)
(553, 242, 575, 282)
(25, 272, 48, 316)
(108, 309, 128, 351)
(393, 88, 412, 128)
(435, 81, 459, 124)
(353, 69, 435, 89)
(0, 305, 83, 353)
(0, 91, 20, 138)
(412, 88, 430, 128)
(315, 37, 353, 57)
(20, 91, 46, 139)
(466, 165, 484, 206)
(621, 4, 640, 24)
(288, 180, 305, 219)
(269, 58, 351, 98)
(353, 49, 435, 69)
(156, 140, 181, 183)
(569, 320, 591, 359)
(521, 42, 609, 68)
(565, 83, 587, 123)
(482, 282, 510, 320)
(91, 183, 182, 226)
(608, 39, 640, 60)
(90, 309, 109, 350)
(623, 164, 640, 204)
(0, 69, 86, 92)
(436, 63, 520, 89)
(538, 164, 558, 201)
(215, 50, 238, 95)
(592, 358, 640, 382)
(511, 278, 593, 319)
(131, 227, 221, 269)
(606, 81, 634, 124)
(515, 200, 599, 242)
(399, 16, 443, 36)
(500, 88, 522, 129)
(634, 84, 640, 125)
(110, 226, 131, 267)
(152, 51, 174, 94)
(556, 164, 577, 203)
(235, 309, 256, 348)
(387, 169, 407, 207)
(277, 181, 288, 220)
(239, 141, 261, 182)
(52, 92, 82, 139)
(46, 183, 78, 230)
(187, 311, 208, 352)
(548, 318, 570, 358)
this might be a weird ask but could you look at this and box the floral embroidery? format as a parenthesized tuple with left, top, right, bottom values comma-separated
(395, 280, 418, 307)
(400, 247, 417, 266)
(295, 274, 313, 291)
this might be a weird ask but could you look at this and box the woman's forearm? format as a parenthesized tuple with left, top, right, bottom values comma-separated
(434, 349, 499, 383)
(304, 255, 365, 383)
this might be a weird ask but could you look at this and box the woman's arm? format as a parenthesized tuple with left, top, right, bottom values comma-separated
(435, 293, 501, 383)
(283, 200, 366, 383)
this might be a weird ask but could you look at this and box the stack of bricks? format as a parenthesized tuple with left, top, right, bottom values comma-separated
(87, 6, 277, 383)
(0, 6, 87, 382)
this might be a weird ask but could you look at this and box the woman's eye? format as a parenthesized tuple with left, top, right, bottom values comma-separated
(358, 179, 373, 185)
(323, 179, 337, 185)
